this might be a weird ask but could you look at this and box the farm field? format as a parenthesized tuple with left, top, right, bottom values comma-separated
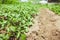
(0, 0, 60, 40)
(0, 1, 40, 40)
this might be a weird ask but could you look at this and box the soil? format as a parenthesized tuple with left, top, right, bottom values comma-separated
(26, 8, 60, 40)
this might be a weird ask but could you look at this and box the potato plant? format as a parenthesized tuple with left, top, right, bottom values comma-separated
(48, 4, 60, 15)
(0, 2, 39, 40)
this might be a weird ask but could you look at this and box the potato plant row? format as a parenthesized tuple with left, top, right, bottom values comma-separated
(0, 3, 39, 40)
(48, 4, 60, 15)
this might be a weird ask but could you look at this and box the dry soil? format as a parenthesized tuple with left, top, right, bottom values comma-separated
(26, 8, 60, 40)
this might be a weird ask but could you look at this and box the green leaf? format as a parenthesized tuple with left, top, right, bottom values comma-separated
(9, 26, 16, 32)
(16, 32, 20, 38)
(21, 34, 26, 40)
(0, 38, 3, 40)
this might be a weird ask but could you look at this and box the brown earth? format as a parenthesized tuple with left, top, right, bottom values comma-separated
(26, 8, 60, 40)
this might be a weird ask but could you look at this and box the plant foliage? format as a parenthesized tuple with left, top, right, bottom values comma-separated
(0, 2, 39, 40)
(0, 0, 19, 4)
(48, 4, 60, 15)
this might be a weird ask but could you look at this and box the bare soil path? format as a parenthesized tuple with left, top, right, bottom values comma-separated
(26, 8, 60, 40)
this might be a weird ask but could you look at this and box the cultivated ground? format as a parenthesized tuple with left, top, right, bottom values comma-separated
(26, 8, 60, 40)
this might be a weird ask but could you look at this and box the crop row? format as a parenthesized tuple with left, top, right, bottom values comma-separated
(0, 3, 39, 40)
(48, 4, 60, 15)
